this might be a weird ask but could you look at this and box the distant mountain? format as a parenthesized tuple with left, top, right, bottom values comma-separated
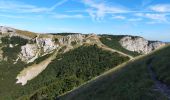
(0, 26, 167, 100)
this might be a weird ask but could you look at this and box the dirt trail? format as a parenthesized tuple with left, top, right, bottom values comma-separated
(58, 45, 168, 99)
(16, 50, 58, 85)
(148, 64, 170, 99)
(99, 45, 134, 59)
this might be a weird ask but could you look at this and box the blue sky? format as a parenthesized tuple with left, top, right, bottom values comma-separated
(0, 0, 170, 41)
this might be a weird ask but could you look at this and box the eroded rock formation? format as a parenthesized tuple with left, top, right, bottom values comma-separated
(0, 26, 167, 63)
(119, 36, 166, 54)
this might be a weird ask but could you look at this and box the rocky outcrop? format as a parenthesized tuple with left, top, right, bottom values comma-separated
(20, 44, 39, 62)
(18, 33, 103, 63)
(0, 26, 166, 63)
(58, 34, 84, 45)
(36, 36, 57, 53)
(19, 37, 56, 63)
(119, 36, 166, 54)
(0, 26, 15, 34)
(19, 34, 82, 63)
(0, 26, 36, 40)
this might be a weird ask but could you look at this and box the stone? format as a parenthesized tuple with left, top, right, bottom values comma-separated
(20, 44, 39, 62)
(119, 36, 166, 54)
(36, 37, 57, 53)
(0, 26, 15, 34)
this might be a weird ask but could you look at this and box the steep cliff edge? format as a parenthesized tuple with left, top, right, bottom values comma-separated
(0, 26, 166, 63)
(119, 36, 166, 54)
(0, 26, 103, 63)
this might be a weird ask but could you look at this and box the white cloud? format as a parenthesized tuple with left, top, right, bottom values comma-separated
(112, 15, 126, 20)
(149, 4, 170, 12)
(53, 14, 84, 19)
(0, 13, 44, 20)
(0, 0, 68, 13)
(81, 0, 170, 22)
(0, 14, 25, 19)
(135, 13, 169, 24)
(128, 18, 142, 21)
(0, 0, 169, 24)
(82, 0, 128, 21)
(49, 0, 68, 11)
(86, 9, 97, 21)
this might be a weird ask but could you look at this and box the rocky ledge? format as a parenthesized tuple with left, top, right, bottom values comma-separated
(119, 36, 166, 54)
(0, 26, 167, 63)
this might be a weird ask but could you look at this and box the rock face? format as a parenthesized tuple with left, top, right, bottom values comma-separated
(20, 44, 39, 62)
(0, 26, 15, 34)
(20, 36, 57, 63)
(36, 36, 57, 53)
(0, 26, 35, 40)
(18, 33, 102, 63)
(58, 34, 84, 45)
(119, 36, 166, 54)
(0, 26, 167, 63)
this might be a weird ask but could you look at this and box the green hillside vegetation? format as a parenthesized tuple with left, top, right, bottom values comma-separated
(1, 36, 28, 45)
(100, 35, 140, 57)
(1, 36, 28, 61)
(0, 60, 25, 100)
(60, 45, 170, 100)
(0, 45, 129, 100)
(147, 46, 170, 85)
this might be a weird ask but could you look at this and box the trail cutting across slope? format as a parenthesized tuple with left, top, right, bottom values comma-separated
(58, 45, 168, 99)
(99, 45, 134, 59)
(16, 42, 133, 86)
(148, 64, 170, 99)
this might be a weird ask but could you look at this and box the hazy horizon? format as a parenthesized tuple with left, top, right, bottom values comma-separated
(0, 0, 170, 41)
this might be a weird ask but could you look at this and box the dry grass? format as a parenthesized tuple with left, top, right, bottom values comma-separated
(16, 30, 37, 39)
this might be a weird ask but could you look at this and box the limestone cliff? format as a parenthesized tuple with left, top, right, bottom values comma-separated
(119, 36, 166, 54)
(0, 26, 167, 63)
(19, 33, 102, 63)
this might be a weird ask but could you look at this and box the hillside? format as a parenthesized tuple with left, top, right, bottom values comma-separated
(60, 45, 170, 100)
(0, 45, 130, 100)
(99, 35, 140, 57)
(0, 26, 167, 100)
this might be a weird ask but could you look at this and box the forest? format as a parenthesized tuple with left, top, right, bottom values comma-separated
(0, 45, 129, 100)
(99, 35, 140, 57)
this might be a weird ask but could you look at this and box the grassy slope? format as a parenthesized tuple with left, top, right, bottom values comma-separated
(24, 45, 129, 100)
(99, 35, 140, 57)
(148, 46, 170, 85)
(16, 30, 37, 39)
(0, 61, 25, 100)
(0, 45, 129, 100)
(60, 45, 170, 100)
(0, 36, 27, 99)
(50, 33, 81, 36)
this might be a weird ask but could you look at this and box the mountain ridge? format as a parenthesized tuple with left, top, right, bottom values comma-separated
(0, 26, 166, 62)
(0, 26, 168, 100)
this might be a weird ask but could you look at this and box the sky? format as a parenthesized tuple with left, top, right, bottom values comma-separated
(0, 0, 170, 41)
